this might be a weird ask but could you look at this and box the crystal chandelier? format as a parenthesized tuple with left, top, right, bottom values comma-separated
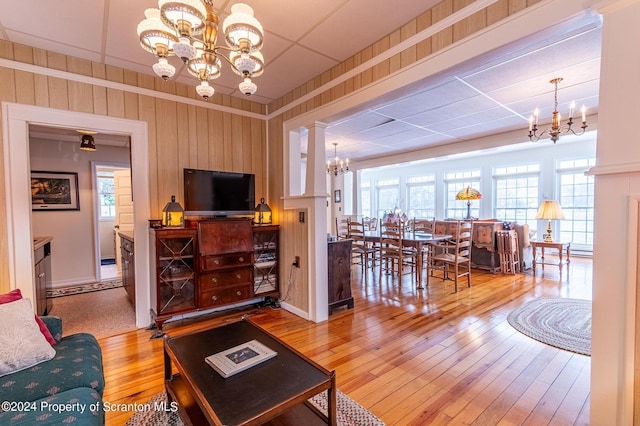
(327, 143, 349, 176)
(137, 1, 264, 100)
(528, 77, 588, 143)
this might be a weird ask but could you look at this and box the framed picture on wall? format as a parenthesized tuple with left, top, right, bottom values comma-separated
(334, 189, 341, 203)
(31, 171, 80, 211)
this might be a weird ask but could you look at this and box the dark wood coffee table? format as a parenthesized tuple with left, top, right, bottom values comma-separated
(164, 318, 336, 425)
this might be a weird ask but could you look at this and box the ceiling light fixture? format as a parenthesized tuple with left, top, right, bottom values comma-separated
(78, 130, 97, 151)
(327, 143, 349, 176)
(137, 1, 264, 100)
(528, 77, 588, 144)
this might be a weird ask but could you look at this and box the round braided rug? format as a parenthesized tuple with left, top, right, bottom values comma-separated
(507, 298, 591, 356)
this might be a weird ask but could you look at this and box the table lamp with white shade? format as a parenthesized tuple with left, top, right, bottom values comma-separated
(535, 200, 565, 242)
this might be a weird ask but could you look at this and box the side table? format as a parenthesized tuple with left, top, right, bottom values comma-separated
(530, 240, 571, 275)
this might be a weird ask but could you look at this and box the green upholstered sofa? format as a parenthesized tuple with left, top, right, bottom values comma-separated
(0, 316, 105, 425)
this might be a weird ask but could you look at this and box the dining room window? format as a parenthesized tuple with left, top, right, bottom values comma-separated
(360, 180, 371, 218)
(406, 175, 435, 219)
(493, 164, 540, 224)
(557, 158, 595, 250)
(376, 178, 400, 219)
(444, 170, 481, 219)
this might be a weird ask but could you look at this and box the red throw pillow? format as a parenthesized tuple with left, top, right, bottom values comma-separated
(0, 289, 57, 346)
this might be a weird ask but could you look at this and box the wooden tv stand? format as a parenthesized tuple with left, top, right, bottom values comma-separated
(149, 218, 280, 334)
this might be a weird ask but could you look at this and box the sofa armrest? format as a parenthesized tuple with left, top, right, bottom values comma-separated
(39, 315, 63, 343)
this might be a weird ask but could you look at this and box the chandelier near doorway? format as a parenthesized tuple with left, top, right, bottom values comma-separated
(137, 1, 265, 100)
(527, 77, 588, 143)
(327, 143, 349, 176)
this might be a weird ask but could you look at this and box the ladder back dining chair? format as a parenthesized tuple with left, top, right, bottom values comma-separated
(426, 220, 473, 292)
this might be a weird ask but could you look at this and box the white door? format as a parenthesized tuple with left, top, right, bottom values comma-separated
(114, 169, 133, 272)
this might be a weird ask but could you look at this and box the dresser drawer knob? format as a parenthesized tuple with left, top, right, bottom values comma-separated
(212, 295, 218, 301)
(214, 259, 220, 265)
(236, 291, 242, 296)
(236, 274, 241, 279)
(239, 256, 244, 262)
(211, 277, 217, 283)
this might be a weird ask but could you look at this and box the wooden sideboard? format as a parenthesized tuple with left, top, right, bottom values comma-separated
(197, 219, 254, 310)
(252, 225, 280, 297)
(150, 227, 198, 329)
(470, 221, 504, 273)
(150, 219, 280, 333)
(328, 238, 353, 314)
(431, 220, 533, 273)
(33, 237, 52, 316)
(119, 231, 135, 305)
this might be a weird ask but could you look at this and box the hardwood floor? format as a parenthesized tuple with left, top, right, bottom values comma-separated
(100, 257, 592, 425)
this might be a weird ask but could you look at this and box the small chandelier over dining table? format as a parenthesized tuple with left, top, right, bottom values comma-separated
(137, 1, 264, 100)
(527, 77, 588, 144)
(327, 143, 349, 176)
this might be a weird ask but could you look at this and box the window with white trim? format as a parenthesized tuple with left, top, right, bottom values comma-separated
(406, 175, 435, 219)
(376, 178, 400, 219)
(97, 171, 115, 219)
(557, 158, 595, 250)
(360, 180, 371, 218)
(445, 170, 481, 219)
(494, 164, 540, 225)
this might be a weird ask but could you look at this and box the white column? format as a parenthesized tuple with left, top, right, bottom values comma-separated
(308, 195, 329, 322)
(588, 1, 640, 424)
(301, 122, 329, 322)
(352, 170, 359, 216)
(288, 130, 302, 196)
(305, 122, 329, 196)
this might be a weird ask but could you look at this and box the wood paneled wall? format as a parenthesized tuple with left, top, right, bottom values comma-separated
(267, 0, 541, 116)
(266, 0, 542, 316)
(0, 40, 266, 293)
(278, 208, 309, 311)
(0, 0, 541, 303)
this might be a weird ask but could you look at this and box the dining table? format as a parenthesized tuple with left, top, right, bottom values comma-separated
(364, 230, 452, 289)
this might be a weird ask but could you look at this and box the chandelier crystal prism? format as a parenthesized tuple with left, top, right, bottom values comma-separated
(327, 143, 349, 176)
(527, 77, 588, 144)
(137, 1, 264, 100)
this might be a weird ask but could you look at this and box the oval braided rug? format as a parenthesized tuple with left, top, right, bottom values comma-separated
(507, 298, 591, 356)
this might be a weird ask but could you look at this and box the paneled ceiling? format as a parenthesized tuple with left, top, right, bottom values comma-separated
(323, 21, 601, 162)
(0, 0, 602, 163)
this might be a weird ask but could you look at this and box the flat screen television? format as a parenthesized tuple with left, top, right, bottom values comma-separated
(184, 168, 255, 216)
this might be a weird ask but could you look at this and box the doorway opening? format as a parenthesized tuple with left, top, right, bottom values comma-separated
(93, 164, 132, 282)
(4, 103, 150, 328)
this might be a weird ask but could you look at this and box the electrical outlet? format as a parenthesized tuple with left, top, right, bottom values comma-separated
(293, 256, 300, 268)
